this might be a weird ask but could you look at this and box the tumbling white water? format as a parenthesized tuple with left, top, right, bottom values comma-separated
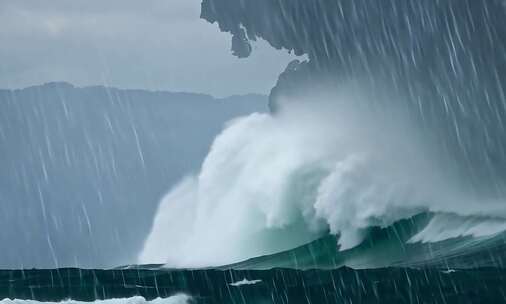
(0, 296, 191, 304)
(140, 92, 506, 268)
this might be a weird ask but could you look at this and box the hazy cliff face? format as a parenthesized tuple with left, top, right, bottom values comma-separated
(200, 0, 506, 197)
(201, 0, 506, 65)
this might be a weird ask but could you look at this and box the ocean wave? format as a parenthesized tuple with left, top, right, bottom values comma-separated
(140, 92, 506, 268)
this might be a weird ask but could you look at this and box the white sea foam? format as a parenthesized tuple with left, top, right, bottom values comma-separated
(229, 278, 262, 286)
(0, 295, 191, 304)
(140, 92, 506, 268)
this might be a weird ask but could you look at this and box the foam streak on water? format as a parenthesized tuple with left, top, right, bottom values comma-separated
(0, 296, 191, 304)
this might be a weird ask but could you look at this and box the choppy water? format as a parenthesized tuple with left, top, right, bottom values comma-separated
(2, 265, 506, 304)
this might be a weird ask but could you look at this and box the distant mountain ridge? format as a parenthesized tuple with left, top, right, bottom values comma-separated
(3, 81, 266, 103)
(0, 82, 267, 269)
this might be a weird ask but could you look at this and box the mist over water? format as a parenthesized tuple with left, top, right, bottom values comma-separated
(141, 85, 506, 268)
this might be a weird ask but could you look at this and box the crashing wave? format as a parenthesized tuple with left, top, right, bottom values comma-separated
(140, 92, 506, 268)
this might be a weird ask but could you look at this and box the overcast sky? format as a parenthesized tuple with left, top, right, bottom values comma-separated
(0, 0, 297, 97)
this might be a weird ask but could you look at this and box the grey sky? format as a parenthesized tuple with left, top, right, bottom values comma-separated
(0, 0, 297, 97)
